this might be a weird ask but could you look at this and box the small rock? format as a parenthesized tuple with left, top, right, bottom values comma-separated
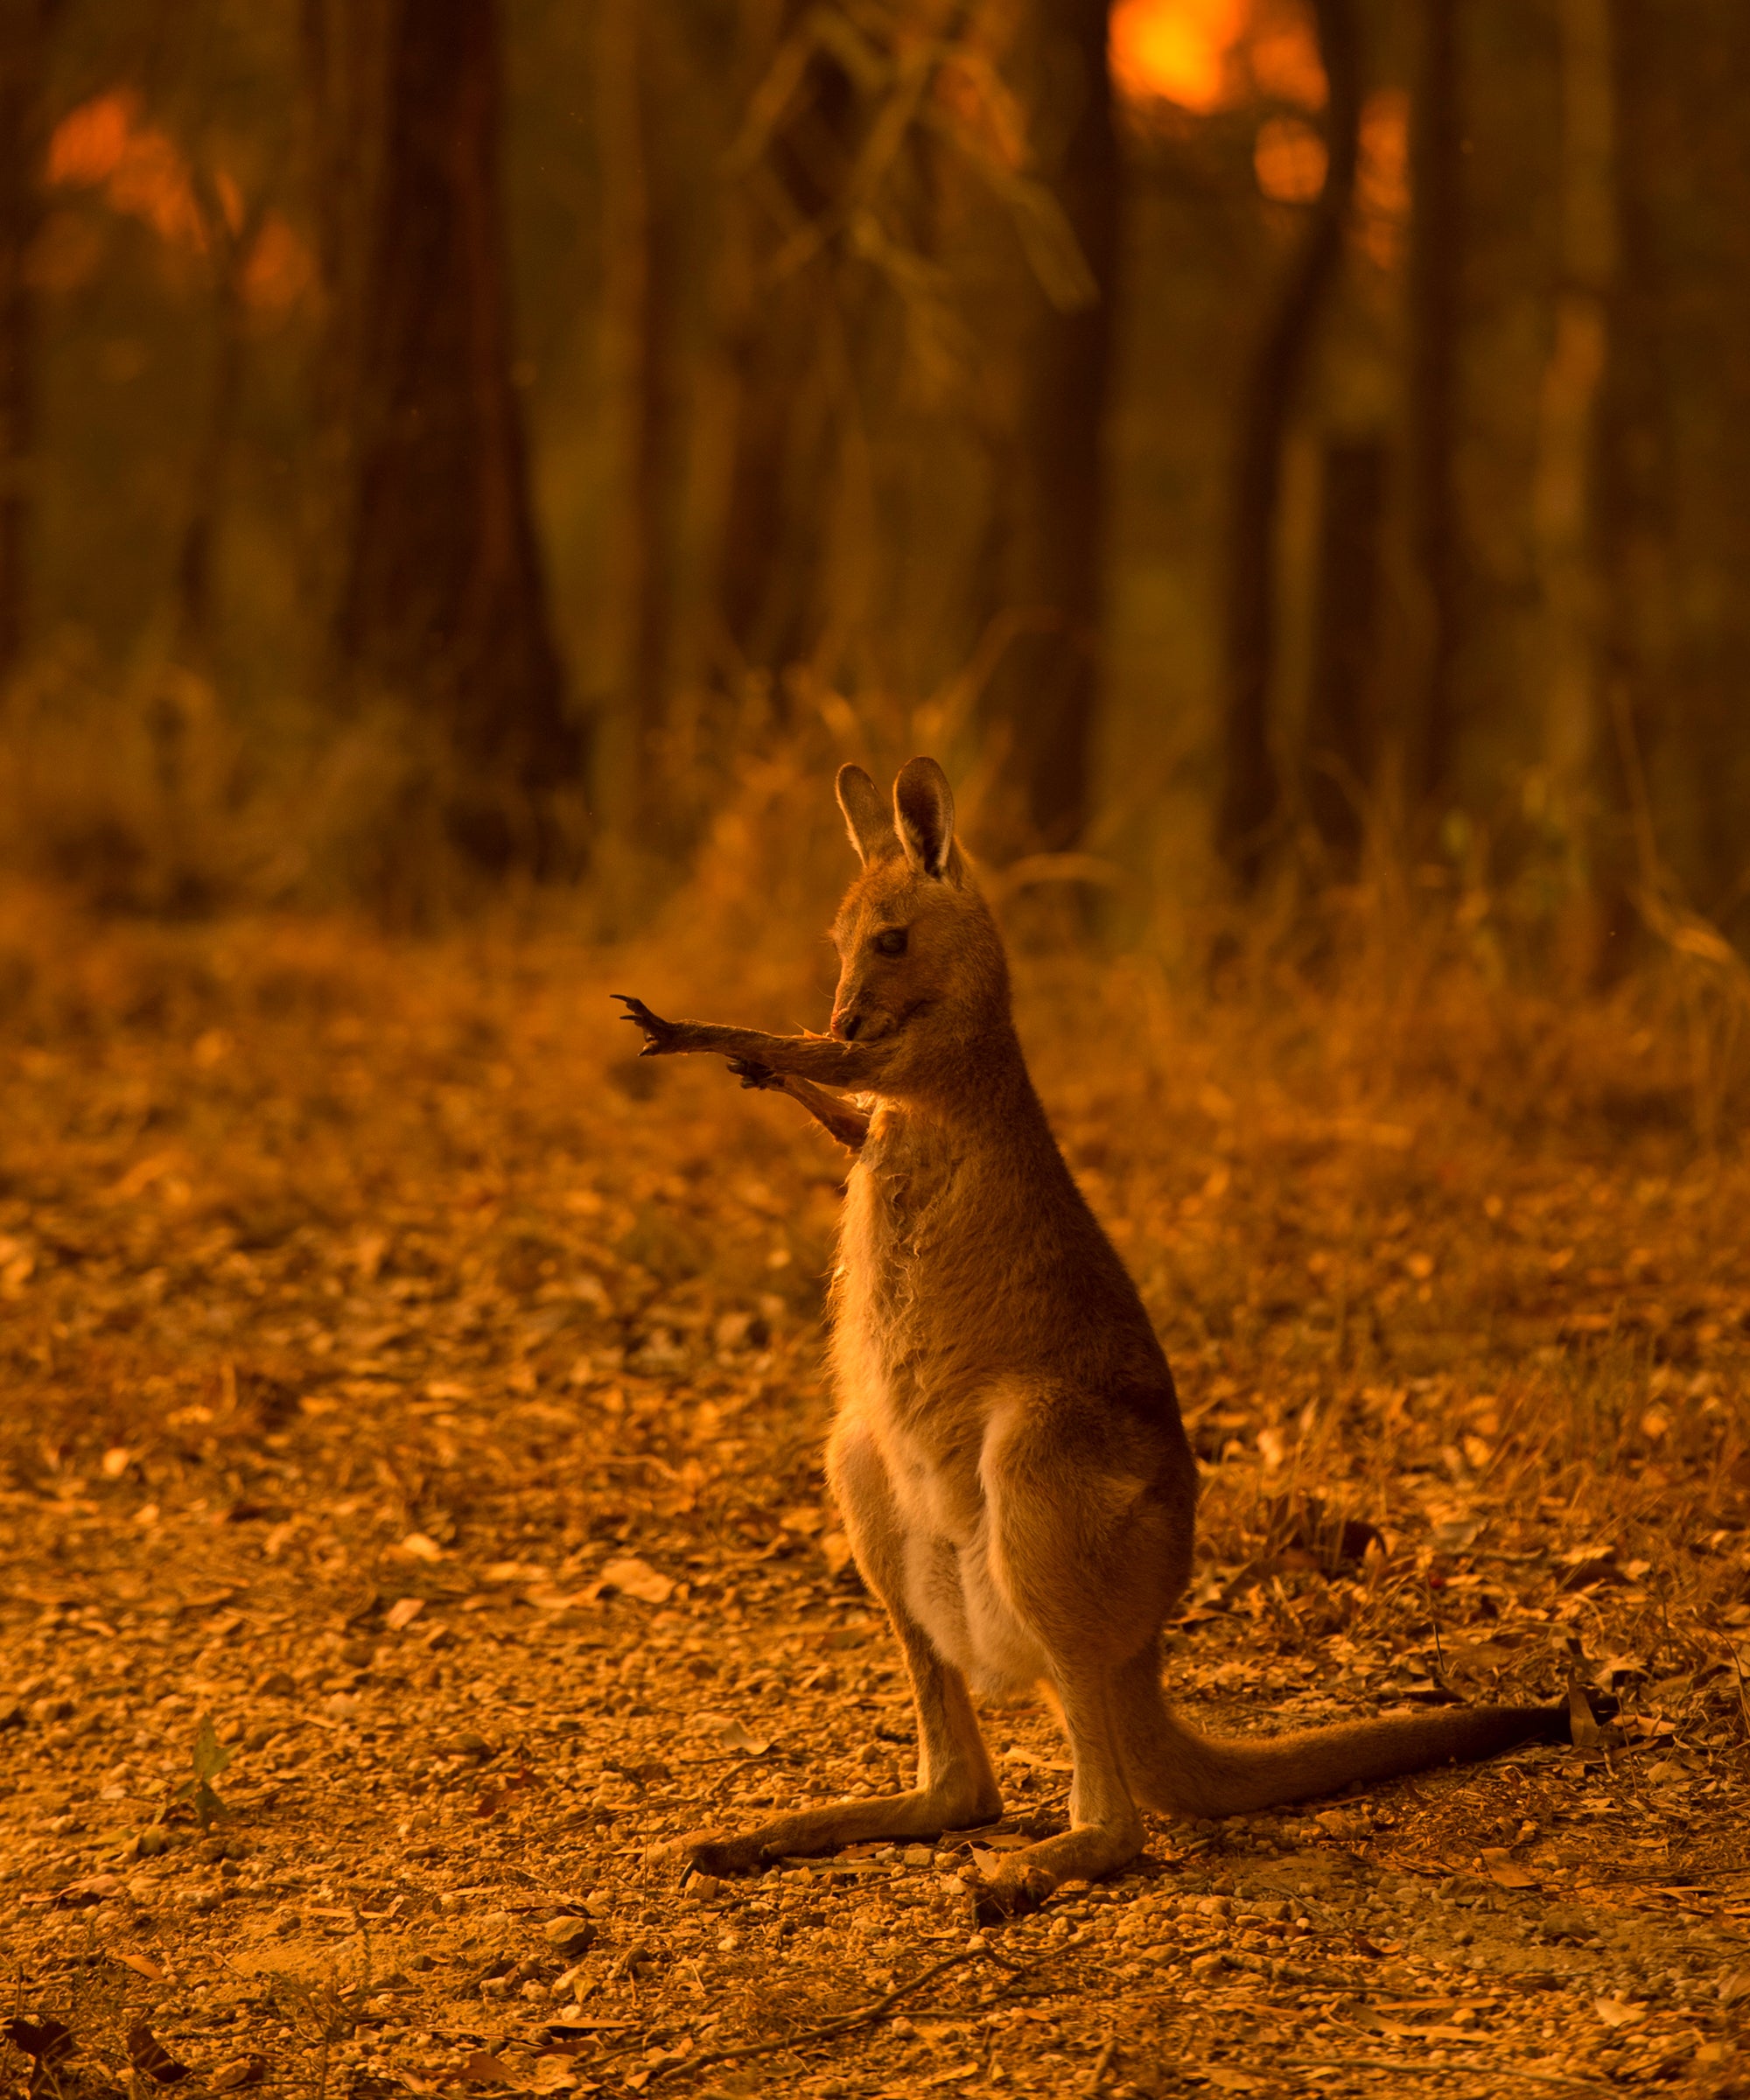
(543, 1917, 596, 1956)
(257, 1670, 296, 1698)
(1190, 1951, 1228, 1978)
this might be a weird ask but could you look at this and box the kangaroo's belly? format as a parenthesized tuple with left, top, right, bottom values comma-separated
(832, 1339, 1048, 1697)
(829, 1130, 1051, 1694)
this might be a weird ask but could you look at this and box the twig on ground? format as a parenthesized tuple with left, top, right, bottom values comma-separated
(1286, 2060, 1604, 2091)
(645, 1947, 980, 2084)
(1083, 2033, 1119, 2091)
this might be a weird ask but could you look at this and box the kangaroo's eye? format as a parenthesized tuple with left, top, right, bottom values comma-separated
(872, 928, 907, 958)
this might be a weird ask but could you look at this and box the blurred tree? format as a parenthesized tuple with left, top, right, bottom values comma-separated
(1304, 434, 1385, 872)
(0, 0, 59, 689)
(592, 0, 681, 825)
(979, 0, 1116, 850)
(317, 0, 579, 869)
(711, 1, 869, 701)
(1217, 0, 1362, 890)
(173, 168, 274, 659)
(1405, 0, 1461, 819)
(1594, 0, 1750, 957)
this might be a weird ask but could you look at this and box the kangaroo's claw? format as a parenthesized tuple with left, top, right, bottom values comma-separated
(675, 1828, 780, 1879)
(612, 993, 680, 1056)
(727, 1056, 782, 1091)
(965, 1864, 1055, 1927)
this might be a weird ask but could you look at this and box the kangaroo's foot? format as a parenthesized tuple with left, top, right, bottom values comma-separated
(962, 1810, 1145, 1925)
(676, 1782, 1002, 1880)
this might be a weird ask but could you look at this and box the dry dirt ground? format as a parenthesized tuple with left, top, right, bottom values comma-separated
(2, 884, 1749, 2100)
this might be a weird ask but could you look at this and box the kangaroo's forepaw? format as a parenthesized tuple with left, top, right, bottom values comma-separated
(726, 1056, 781, 1092)
(612, 993, 681, 1056)
(966, 1865, 1055, 1926)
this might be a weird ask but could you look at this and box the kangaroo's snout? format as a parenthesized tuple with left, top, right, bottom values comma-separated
(832, 1008, 863, 1041)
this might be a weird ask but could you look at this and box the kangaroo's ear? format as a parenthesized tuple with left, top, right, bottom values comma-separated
(893, 756, 956, 879)
(836, 763, 900, 865)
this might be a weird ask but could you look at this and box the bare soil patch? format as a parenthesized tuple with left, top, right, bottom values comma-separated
(2, 888, 1748, 2097)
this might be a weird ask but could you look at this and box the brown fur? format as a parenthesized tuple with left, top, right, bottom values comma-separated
(615, 758, 1569, 1921)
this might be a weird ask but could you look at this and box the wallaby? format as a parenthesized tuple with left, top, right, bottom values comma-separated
(616, 757, 1572, 1922)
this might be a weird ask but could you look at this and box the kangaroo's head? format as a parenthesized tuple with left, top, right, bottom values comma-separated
(829, 758, 1011, 1084)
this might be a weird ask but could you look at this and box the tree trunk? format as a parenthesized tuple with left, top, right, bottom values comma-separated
(1216, 0, 1363, 889)
(711, 4, 861, 701)
(982, 0, 1120, 851)
(1305, 436, 1387, 875)
(594, 0, 676, 822)
(1405, 0, 1463, 816)
(0, 0, 53, 691)
(175, 182, 272, 662)
(1532, 0, 1613, 906)
(332, 0, 578, 869)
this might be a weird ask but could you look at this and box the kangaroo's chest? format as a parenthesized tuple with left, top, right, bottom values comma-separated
(830, 1115, 983, 1495)
(835, 1113, 958, 1343)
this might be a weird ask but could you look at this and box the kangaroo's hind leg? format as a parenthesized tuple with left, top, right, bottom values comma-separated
(959, 1395, 1188, 1921)
(678, 1422, 1003, 1877)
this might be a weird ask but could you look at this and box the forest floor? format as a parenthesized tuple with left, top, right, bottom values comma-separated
(2, 878, 1749, 2100)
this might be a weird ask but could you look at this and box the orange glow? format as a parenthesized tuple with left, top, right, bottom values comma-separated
(47, 88, 312, 315)
(1254, 113, 1326, 200)
(1252, 89, 1410, 239)
(1112, 0, 1326, 115)
(49, 90, 205, 248)
(242, 214, 317, 315)
(1244, 4, 1326, 108)
(1357, 88, 1410, 267)
(1110, 0, 1247, 113)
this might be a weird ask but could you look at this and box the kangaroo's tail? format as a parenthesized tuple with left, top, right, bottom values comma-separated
(1124, 1674, 1568, 1819)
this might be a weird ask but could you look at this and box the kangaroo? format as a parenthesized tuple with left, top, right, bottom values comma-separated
(615, 757, 1572, 1922)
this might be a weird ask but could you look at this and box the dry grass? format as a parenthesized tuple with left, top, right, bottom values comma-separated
(1, 850, 1748, 2100)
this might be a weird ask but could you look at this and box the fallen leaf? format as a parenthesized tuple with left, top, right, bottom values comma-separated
(450, 2051, 509, 2086)
(210, 2055, 266, 2090)
(1, 2020, 75, 2068)
(60, 1872, 122, 1904)
(1203, 2073, 1262, 2092)
(1592, 1997, 1646, 2029)
(1479, 1846, 1537, 1889)
(113, 1952, 164, 1984)
(526, 1586, 587, 1613)
(384, 1596, 426, 1631)
(593, 1557, 674, 1605)
(1568, 1681, 1603, 1752)
(1001, 1746, 1072, 1774)
(399, 1532, 444, 1562)
(128, 2022, 192, 2084)
(712, 1716, 771, 1755)
(779, 1504, 825, 1536)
